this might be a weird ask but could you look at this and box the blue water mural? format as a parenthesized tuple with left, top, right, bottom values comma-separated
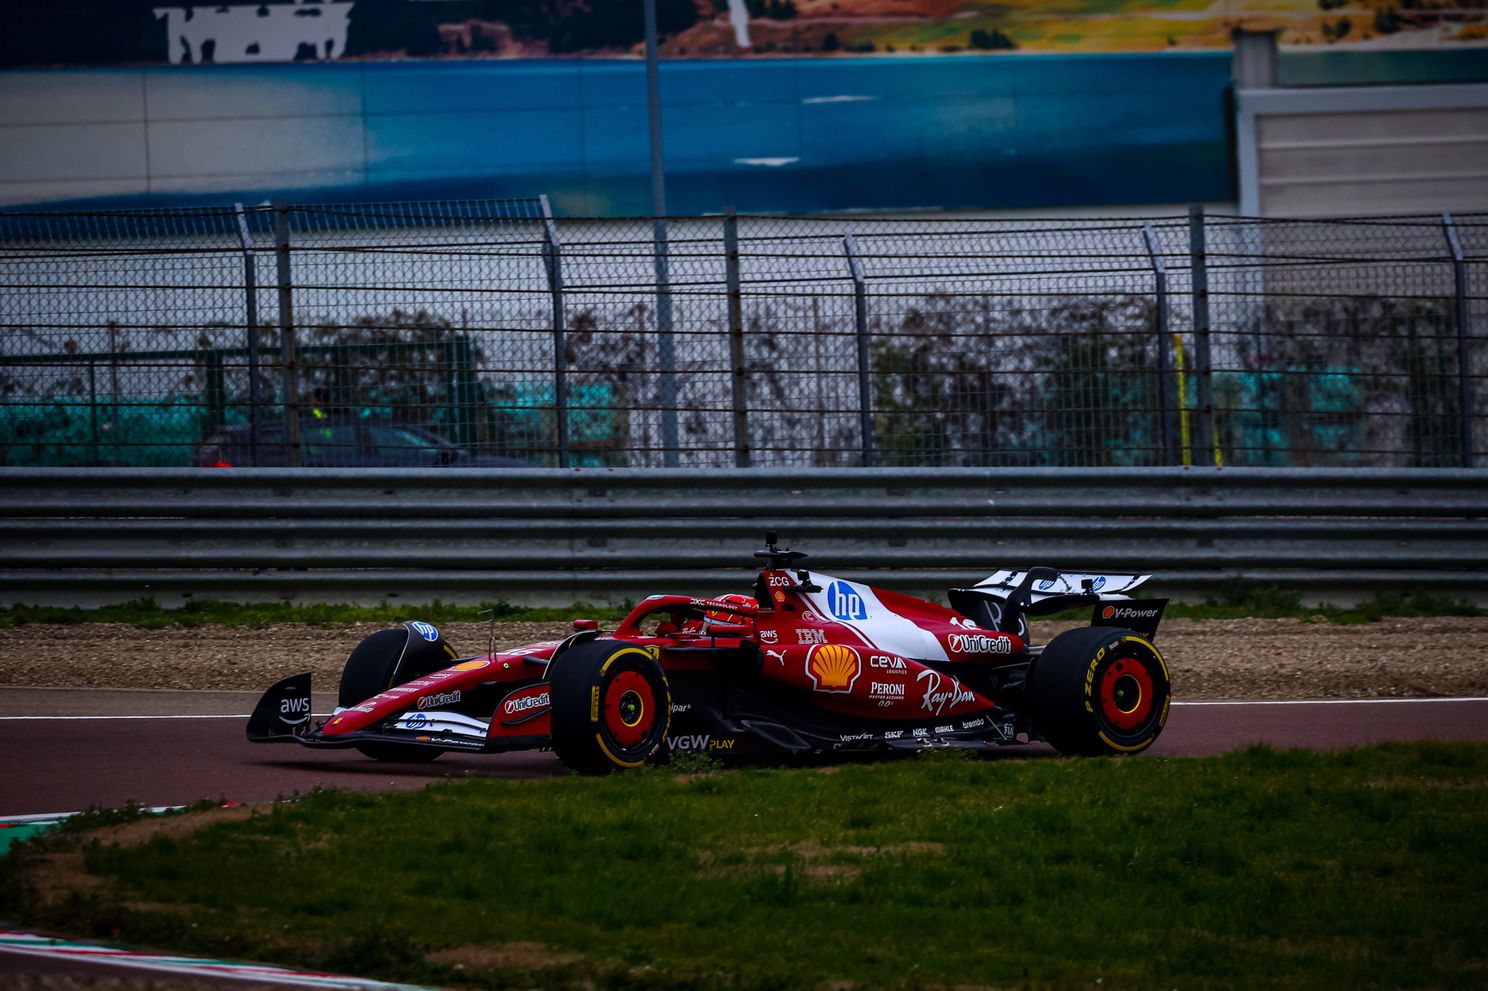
(0, 53, 1234, 214)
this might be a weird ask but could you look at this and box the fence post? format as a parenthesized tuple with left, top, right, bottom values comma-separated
(1443, 213, 1476, 469)
(205, 351, 226, 432)
(724, 207, 750, 467)
(1187, 205, 1217, 467)
(452, 335, 478, 451)
(233, 203, 262, 466)
(1142, 223, 1176, 466)
(87, 365, 100, 466)
(106, 321, 120, 465)
(654, 220, 681, 468)
(540, 195, 570, 468)
(842, 232, 875, 468)
(440, 339, 459, 448)
(271, 201, 300, 468)
(643, 0, 679, 468)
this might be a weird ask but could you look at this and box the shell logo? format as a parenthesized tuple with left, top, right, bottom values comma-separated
(453, 659, 489, 672)
(1102, 606, 1116, 620)
(806, 643, 862, 693)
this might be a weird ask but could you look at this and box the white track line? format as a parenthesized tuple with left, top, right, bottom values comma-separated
(4, 699, 1488, 721)
(0, 713, 333, 721)
(1172, 697, 1488, 706)
(0, 929, 435, 989)
(0, 806, 184, 824)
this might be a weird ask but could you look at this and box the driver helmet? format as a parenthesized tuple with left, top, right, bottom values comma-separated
(705, 593, 757, 621)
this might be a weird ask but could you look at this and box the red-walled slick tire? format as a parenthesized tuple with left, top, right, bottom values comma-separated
(549, 641, 672, 774)
(1029, 626, 1170, 756)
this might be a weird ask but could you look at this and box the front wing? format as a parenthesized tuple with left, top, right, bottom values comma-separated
(245, 673, 547, 755)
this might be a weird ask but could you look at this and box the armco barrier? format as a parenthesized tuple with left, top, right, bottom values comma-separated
(2, 467, 1486, 605)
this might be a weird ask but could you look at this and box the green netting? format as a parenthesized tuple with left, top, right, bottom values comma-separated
(0, 397, 217, 467)
(1214, 367, 1367, 469)
(489, 381, 624, 467)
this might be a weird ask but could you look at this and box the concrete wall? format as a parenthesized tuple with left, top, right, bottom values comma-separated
(1236, 83, 1488, 217)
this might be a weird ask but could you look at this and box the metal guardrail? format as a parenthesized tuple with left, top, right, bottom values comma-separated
(2, 467, 1486, 605)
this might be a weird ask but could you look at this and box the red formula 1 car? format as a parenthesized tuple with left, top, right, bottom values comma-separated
(248, 535, 1172, 772)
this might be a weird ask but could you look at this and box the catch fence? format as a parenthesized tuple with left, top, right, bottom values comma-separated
(1, 200, 1483, 469)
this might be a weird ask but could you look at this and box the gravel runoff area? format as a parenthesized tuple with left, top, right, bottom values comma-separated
(2, 617, 1487, 700)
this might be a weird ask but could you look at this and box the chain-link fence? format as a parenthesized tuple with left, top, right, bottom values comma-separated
(1, 201, 1482, 469)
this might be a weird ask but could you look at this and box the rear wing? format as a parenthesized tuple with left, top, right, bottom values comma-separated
(951, 567, 1167, 641)
(975, 570, 1151, 601)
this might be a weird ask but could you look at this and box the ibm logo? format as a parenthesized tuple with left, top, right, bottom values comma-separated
(827, 581, 868, 621)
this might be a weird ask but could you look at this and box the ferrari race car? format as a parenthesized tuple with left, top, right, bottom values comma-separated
(248, 535, 1172, 773)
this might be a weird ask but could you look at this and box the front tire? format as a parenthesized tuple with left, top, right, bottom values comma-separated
(549, 641, 671, 774)
(339, 628, 443, 763)
(1029, 626, 1170, 756)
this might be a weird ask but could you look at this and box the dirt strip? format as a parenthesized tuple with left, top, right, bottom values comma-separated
(2, 616, 1487, 701)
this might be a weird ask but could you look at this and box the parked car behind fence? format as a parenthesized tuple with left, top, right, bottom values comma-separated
(192, 416, 528, 468)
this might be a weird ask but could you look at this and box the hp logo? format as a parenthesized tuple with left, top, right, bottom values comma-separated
(410, 621, 440, 642)
(827, 581, 868, 621)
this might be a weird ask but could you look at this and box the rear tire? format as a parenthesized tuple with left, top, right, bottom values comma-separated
(339, 628, 443, 763)
(1029, 626, 1170, 756)
(550, 641, 671, 774)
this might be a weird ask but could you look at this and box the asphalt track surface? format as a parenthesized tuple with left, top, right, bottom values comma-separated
(3, 689, 1487, 817)
(3, 690, 1487, 988)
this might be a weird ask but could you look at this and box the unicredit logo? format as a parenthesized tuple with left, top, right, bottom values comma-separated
(947, 633, 1012, 654)
(503, 692, 550, 715)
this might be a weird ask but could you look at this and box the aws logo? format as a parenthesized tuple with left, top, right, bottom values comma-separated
(278, 696, 311, 726)
(806, 643, 862, 693)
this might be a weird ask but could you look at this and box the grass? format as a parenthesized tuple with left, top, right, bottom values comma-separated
(1169, 583, 1482, 625)
(4, 743, 1487, 989)
(0, 584, 1477, 629)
